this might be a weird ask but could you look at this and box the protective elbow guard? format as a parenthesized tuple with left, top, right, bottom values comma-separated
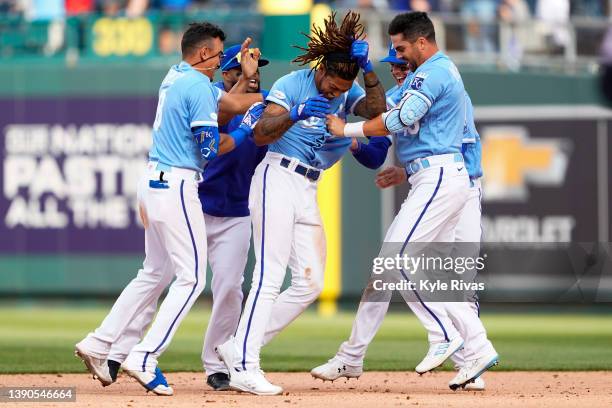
(383, 91, 431, 134)
(398, 91, 430, 127)
(382, 107, 403, 134)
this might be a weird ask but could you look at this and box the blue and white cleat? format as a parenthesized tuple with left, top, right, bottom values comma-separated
(122, 366, 174, 396)
(449, 350, 498, 391)
(415, 337, 464, 374)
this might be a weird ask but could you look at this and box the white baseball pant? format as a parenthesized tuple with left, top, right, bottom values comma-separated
(336, 176, 494, 366)
(447, 178, 495, 364)
(77, 162, 207, 372)
(106, 214, 251, 376)
(230, 152, 326, 370)
(337, 161, 468, 365)
(201, 214, 250, 375)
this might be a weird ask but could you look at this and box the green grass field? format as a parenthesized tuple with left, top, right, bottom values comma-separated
(1, 306, 611, 374)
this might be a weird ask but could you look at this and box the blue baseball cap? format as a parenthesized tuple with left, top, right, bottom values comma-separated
(220, 44, 270, 72)
(379, 43, 407, 65)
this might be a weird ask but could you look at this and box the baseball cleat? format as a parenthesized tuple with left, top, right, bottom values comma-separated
(74, 344, 113, 386)
(206, 372, 231, 391)
(463, 376, 485, 391)
(107, 360, 121, 383)
(228, 368, 283, 396)
(449, 350, 498, 391)
(122, 366, 174, 396)
(310, 357, 363, 381)
(415, 337, 464, 374)
(215, 337, 238, 376)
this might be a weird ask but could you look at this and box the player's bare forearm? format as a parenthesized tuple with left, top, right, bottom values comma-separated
(326, 114, 388, 137)
(253, 103, 293, 146)
(218, 93, 263, 125)
(354, 71, 386, 119)
(363, 115, 388, 136)
(217, 133, 236, 155)
(219, 93, 263, 116)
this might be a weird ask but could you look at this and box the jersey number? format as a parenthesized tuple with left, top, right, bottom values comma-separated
(153, 89, 167, 131)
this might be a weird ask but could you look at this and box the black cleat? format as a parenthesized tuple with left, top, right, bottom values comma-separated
(206, 372, 231, 391)
(107, 360, 121, 383)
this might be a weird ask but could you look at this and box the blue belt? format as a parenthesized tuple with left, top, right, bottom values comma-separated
(406, 153, 464, 175)
(280, 158, 321, 182)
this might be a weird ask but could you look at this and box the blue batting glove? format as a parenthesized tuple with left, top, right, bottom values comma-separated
(239, 102, 266, 133)
(289, 95, 330, 122)
(230, 102, 266, 148)
(351, 40, 373, 74)
(260, 89, 269, 100)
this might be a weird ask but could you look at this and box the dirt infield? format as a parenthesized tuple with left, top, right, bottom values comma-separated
(1, 371, 611, 408)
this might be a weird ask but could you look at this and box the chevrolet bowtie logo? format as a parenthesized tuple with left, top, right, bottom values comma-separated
(481, 126, 571, 202)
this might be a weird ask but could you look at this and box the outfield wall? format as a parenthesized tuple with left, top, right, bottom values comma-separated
(0, 62, 610, 301)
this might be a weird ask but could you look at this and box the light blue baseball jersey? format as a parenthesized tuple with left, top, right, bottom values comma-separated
(149, 61, 223, 172)
(265, 69, 366, 169)
(462, 92, 483, 179)
(394, 51, 466, 165)
(385, 83, 405, 109)
(314, 83, 402, 169)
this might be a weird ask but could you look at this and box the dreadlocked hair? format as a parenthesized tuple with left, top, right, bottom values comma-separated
(293, 10, 364, 81)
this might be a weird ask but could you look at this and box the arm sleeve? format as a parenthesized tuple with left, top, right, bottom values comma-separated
(192, 125, 220, 161)
(351, 136, 392, 169)
(265, 72, 298, 112)
(187, 81, 220, 128)
(346, 82, 366, 115)
(462, 92, 479, 143)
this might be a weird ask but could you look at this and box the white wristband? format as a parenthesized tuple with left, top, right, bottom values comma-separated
(344, 121, 366, 138)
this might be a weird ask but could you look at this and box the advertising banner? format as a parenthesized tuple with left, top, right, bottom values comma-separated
(390, 107, 612, 302)
(0, 97, 157, 253)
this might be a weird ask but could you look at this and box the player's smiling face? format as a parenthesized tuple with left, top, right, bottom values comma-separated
(315, 67, 354, 100)
(390, 33, 419, 69)
(389, 63, 409, 86)
(223, 68, 260, 93)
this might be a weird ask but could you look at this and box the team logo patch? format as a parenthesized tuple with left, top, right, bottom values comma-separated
(272, 90, 286, 100)
(410, 77, 424, 90)
(210, 112, 218, 120)
(410, 72, 428, 90)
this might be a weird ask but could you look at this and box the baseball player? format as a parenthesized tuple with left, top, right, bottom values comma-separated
(96, 43, 272, 393)
(322, 12, 498, 390)
(74, 23, 266, 396)
(215, 11, 387, 395)
(199, 44, 270, 391)
(312, 90, 490, 391)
